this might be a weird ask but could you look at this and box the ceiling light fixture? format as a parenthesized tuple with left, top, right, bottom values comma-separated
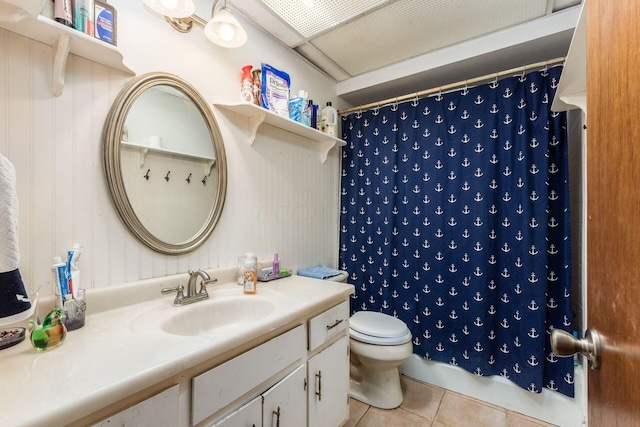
(144, 0, 247, 48)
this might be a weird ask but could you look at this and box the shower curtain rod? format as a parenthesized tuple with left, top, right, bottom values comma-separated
(337, 56, 566, 116)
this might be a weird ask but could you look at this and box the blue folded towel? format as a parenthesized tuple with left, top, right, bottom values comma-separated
(297, 264, 343, 280)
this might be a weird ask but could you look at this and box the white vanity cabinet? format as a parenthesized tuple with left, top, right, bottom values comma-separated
(206, 300, 350, 427)
(307, 301, 351, 427)
(193, 325, 306, 425)
(211, 365, 306, 427)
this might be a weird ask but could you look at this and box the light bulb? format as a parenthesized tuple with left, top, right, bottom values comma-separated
(159, 0, 178, 9)
(219, 24, 235, 41)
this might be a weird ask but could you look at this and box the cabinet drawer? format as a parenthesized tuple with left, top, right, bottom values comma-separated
(308, 301, 349, 351)
(192, 325, 305, 425)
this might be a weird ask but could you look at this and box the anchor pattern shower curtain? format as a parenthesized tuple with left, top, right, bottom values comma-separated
(339, 66, 574, 397)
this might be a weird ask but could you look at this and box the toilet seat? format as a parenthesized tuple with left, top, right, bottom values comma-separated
(349, 311, 412, 345)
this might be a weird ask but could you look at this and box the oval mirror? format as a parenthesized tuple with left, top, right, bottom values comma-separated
(103, 72, 227, 255)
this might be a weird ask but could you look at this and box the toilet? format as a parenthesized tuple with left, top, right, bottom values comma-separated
(322, 273, 413, 409)
(348, 311, 413, 409)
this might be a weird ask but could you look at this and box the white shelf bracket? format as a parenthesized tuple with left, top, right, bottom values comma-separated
(247, 111, 267, 146)
(206, 159, 216, 176)
(51, 33, 70, 97)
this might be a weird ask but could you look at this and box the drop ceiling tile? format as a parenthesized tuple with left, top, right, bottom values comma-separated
(309, 0, 549, 76)
(261, 0, 392, 38)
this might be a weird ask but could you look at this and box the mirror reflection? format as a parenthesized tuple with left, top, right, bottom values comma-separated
(104, 73, 227, 255)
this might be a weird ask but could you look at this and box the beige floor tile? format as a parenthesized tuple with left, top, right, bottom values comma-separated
(507, 412, 558, 427)
(435, 391, 508, 427)
(356, 406, 431, 427)
(400, 375, 445, 421)
(345, 398, 370, 427)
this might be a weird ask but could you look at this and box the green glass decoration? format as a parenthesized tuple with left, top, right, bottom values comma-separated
(29, 308, 67, 351)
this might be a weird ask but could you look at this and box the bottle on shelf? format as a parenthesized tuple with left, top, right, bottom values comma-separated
(241, 65, 254, 103)
(54, 0, 73, 27)
(320, 101, 338, 136)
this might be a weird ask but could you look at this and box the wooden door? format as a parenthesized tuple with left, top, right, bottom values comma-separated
(586, 0, 640, 424)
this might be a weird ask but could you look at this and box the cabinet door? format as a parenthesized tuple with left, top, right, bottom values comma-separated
(308, 336, 349, 427)
(210, 395, 262, 427)
(262, 365, 306, 427)
(91, 384, 179, 427)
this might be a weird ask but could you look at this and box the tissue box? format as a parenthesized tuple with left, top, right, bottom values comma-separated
(94, 0, 116, 46)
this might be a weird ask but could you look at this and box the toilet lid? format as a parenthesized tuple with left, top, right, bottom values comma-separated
(350, 328, 412, 345)
(350, 311, 410, 339)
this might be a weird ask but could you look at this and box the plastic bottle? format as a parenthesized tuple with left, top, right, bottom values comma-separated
(241, 65, 254, 103)
(243, 253, 257, 294)
(54, 0, 73, 27)
(272, 253, 280, 278)
(73, 0, 94, 35)
(252, 69, 262, 107)
(308, 100, 318, 129)
(321, 101, 338, 136)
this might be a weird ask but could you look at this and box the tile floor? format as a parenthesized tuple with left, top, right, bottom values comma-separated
(345, 375, 558, 427)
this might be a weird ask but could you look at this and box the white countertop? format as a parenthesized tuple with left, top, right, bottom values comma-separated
(0, 267, 353, 427)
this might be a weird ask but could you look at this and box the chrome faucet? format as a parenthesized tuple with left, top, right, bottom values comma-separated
(161, 269, 217, 306)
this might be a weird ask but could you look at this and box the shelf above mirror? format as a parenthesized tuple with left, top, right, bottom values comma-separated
(213, 102, 346, 164)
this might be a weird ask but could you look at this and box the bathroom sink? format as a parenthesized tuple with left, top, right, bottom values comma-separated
(160, 296, 277, 336)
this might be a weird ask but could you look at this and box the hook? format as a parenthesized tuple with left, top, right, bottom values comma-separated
(412, 92, 420, 106)
(202, 175, 207, 185)
(144, 169, 150, 180)
(186, 173, 192, 184)
(164, 171, 170, 182)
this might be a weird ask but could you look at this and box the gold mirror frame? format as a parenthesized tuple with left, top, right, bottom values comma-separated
(103, 72, 227, 255)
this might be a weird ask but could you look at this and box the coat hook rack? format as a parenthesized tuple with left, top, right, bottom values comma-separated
(144, 169, 150, 180)
(165, 171, 171, 182)
(186, 173, 192, 184)
(202, 175, 207, 185)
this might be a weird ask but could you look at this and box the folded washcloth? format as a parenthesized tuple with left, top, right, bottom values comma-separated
(297, 264, 343, 280)
(0, 153, 32, 323)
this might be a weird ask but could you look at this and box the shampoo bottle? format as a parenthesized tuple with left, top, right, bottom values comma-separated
(243, 253, 257, 294)
(321, 101, 338, 136)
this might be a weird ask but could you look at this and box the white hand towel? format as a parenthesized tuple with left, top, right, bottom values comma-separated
(0, 153, 32, 324)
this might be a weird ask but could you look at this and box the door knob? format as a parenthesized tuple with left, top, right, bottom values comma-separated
(550, 328, 602, 370)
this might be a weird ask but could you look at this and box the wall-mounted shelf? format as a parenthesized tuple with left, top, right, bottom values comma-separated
(213, 102, 346, 164)
(0, 14, 133, 96)
(121, 141, 216, 176)
(551, 1, 585, 113)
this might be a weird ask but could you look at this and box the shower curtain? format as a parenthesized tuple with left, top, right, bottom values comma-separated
(339, 66, 574, 397)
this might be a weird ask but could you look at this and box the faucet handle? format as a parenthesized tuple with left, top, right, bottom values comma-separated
(161, 284, 185, 306)
(199, 277, 217, 295)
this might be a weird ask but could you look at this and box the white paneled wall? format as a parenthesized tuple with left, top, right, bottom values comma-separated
(0, 15, 342, 297)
